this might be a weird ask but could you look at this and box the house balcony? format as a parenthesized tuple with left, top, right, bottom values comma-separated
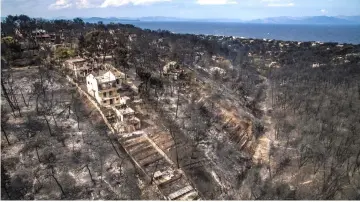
(98, 80, 122, 91)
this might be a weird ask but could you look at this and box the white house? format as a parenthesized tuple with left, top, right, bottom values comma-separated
(86, 70, 126, 107)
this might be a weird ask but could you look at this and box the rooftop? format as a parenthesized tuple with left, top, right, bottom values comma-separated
(94, 70, 114, 83)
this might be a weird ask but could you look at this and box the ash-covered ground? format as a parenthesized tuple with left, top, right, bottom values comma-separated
(1, 67, 143, 200)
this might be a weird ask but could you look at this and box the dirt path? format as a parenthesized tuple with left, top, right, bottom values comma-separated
(252, 75, 274, 166)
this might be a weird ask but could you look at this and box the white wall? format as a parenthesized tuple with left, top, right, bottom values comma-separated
(86, 74, 102, 103)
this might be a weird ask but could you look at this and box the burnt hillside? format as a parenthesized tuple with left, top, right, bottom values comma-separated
(2, 15, 360, 200)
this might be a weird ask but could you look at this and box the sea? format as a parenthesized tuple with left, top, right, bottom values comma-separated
(117, 21, 360, 45)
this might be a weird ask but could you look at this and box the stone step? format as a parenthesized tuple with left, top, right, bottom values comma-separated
(167, 185, 194, 200)
(144, 159, 169, 174)
(176, 190, 198, 201)
(157, 173, 182, 187)
(139, 153, 163, 167)
(126, 142, 150, 153)
(119, 133, 143, 142)
(127, 142, 152, 153)
(124, 138, 148, 150)
(122, 136, 146, 146)
(131, 145, 155, 156)
(134, 149, 159, 161)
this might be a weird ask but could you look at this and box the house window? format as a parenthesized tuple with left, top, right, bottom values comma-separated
(103, 100, 107, 104)
(116, 79, 119, 84)
(103, 92, 106, 97)
(109, 91, 113, 96)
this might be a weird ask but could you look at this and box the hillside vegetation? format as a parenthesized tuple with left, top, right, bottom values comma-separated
(2, 15, 360, 200)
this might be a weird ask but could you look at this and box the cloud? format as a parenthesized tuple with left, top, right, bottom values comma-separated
(267, 2, 294, 7)
(49, 0, 72, 9)
(75, 0, 95, 8)
(320, 9, 328, 14)
(196, 0, 237, 5)
(48, 0, 168, 9)
(100, 0, 171, 7)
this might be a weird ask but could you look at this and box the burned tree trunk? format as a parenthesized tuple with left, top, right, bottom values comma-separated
(175, 86, 180, 118)
(1, 126, 11, 145)
(150, 160, 160, 184)
(85, 164, 96, 185)
(67, 105, 71, 119)
(35, 146, 41, 163)
(20, 89, 29, 107)
(107, 135, 122, 159)
(50, 167, 66, 196)
(51, 174, 66, 196)
(1, 164, 11, 199)
(43, 115, 53, 136)
(169, 126, 180, 169)
(76, 114, 80, 131)
(52, 112, 58, 128)
(1, 80, 16, 116)
(36, 94, 41, 114)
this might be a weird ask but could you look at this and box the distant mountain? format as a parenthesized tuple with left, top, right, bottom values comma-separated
(2, 15, 360, 25)
(337, 16, 360, 24)
(137, 16, 360, 24)
(139, 16, 183, 21)
(248, 16, 301, 24)
(52, 16, 70, 20)
(247, 16, 360, 25)
(81, 17, 139, 23)
(189, 18, 244, 23)
(137, 17, 242, 22)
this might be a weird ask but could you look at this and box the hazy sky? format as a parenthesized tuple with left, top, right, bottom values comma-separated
(1, 0, 360, 20)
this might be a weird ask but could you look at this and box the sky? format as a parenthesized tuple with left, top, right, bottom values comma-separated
(1, 0, 360, 20)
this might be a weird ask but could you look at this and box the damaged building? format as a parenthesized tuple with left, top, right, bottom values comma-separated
(86, 70, 126, 107)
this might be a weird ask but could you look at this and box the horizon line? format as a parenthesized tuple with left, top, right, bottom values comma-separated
(2, 15, 360, 20)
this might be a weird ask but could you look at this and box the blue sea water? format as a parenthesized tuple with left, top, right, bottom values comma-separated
(118, 21, 360, 44)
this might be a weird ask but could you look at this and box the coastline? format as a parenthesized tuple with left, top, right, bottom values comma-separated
(117, 21, 360, 45)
